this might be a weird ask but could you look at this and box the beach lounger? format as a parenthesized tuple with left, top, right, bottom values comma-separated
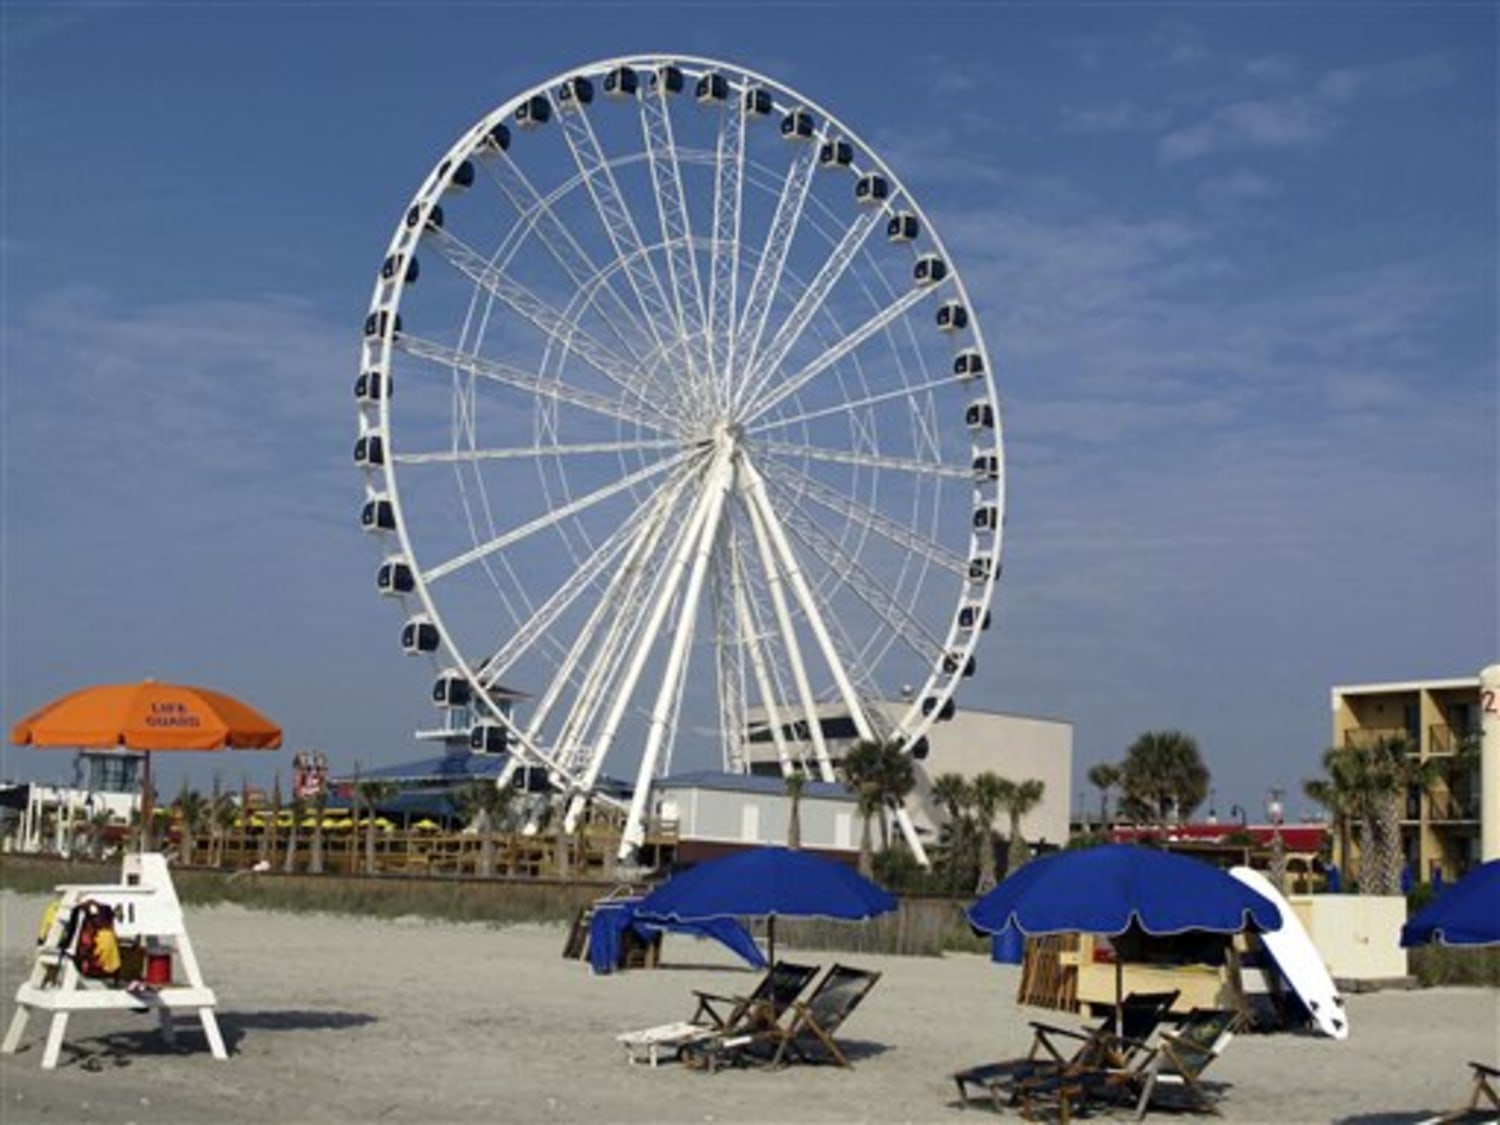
(953, 990, 1180, 1112)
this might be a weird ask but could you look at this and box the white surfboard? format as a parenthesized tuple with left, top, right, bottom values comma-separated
(1230, 865, 1349, 1040)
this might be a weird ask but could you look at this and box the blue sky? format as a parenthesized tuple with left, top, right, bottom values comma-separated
(3, 3, 1495, 822)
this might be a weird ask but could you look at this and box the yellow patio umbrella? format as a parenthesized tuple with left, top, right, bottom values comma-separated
(412, 818, 440, 832)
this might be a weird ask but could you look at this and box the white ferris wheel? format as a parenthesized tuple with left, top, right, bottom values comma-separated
(356, 56, 1005, 863)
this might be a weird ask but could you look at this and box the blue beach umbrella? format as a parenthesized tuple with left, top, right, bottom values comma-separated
(1401, 859, 1500, 948)
(637, 846, 897, 962)
(968, 845, 1282, 1029)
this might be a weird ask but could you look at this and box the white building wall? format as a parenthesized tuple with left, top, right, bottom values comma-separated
(742, 704, 1073, 851)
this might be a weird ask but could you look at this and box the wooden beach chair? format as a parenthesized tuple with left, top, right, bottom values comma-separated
(688, 959, 820, 1030)
(953, 990, 1180, 1112)
(616, 960, 819, 1066)
(1002, 1005, 1241, 1123)
(1421, 1061, 1500, 1124)
(687, 963, 882, 1071)
(1126, 1007, 1244, 1119)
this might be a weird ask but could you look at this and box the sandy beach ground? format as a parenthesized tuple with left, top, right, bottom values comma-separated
(1, 889, 1495, 1124)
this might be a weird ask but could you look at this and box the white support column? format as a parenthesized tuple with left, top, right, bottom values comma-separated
(739, 469, 836, 783)
(738, 459, 878, 744)
(619, 451, 736, 855)
(1482, 663, 1500, 861)
(731, 548, 796, 777)
(568, 444, 731, 838)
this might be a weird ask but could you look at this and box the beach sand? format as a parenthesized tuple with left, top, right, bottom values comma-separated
(2, 889, 1496, 1124)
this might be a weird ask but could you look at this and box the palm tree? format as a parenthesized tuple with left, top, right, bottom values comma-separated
(1086, 762, 1121, 828)
(929, 773, 977, 893)
(1303, 747, 1365, 884)
(355, 779, 398, 875)
(283, 792, 304, 874)
(840, 739, 891, 877)
(1119, 730, 1210, 825)
(970, 772, 1007, 893)
(998, 778, 1046, 874)
(173, 784, 207, 867)
(784, 771, 807, 850)
(307, 785, 328, 874)
(264, 773, 283, 864)
(457, 780, 516, 878)
(210, 792, 239, 868)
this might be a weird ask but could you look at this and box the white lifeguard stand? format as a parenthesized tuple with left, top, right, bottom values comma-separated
(2, 852, 227, 1069)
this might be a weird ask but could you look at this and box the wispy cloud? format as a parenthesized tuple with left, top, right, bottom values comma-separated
(1197, 169, 1281, 212)
(1160, 50, 1458, 164)
(1060, 101, 1172, 134)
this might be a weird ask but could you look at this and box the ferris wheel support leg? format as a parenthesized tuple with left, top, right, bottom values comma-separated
(740, 472, 837, 782)
(740, 459, 881, 744)
(618, 452, 735, 857)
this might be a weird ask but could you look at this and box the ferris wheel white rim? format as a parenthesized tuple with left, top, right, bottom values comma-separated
(356, 54, 1005, 858)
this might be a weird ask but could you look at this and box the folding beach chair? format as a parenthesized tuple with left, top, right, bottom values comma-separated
(1422, 1061, 1500, 1124)
(953, 990, 1181, 1112)
(616, 960, 819, 1066)
(688, 960, 820, 1031)
(756, 963, 882, 1068)
(1004, 1006, 1243, 1123)
(1126, 1007, 1244, 1119)
(681, 963, 882, 1071)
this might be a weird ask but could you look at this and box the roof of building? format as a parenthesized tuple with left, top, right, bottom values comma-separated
(343, 753, 509, 783)
(656, 770, 855, 802)
(1331, 676, 1480, 698)
(1110, 822, 1328, 854)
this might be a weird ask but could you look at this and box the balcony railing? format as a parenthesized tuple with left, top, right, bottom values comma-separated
(1342, 727, 1417, 752)
(1428, 724, 1481, 756)
(1426, 792, 1481, 823)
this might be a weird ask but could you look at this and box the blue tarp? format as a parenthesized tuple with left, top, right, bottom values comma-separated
(587, 899, 766, 974)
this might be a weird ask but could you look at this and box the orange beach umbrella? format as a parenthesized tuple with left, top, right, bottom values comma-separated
(10, 680, 282, 846)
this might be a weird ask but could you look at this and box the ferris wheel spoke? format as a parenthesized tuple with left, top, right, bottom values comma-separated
(398, 334, 669, 435)
(746, 372, 958, 436)
(740, 282, 945, 424)
(527, 471, 695, 761)
(768, 481, 949, 665)
(424, 229, 672, 420)
(553, 94, 679, 356)
(639, 83, 711, 387)
(707, 92, 747, 402)
(737, 209, 882, 411)
(481, 150, 655, 363)
(731, 140, 820, 391)
(760, 459, 967, 577)
(393, 437, 679, 466)
(753, 439, 972, 480)
(483, 465, 692, 689)
(421, 447, 697, 584)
